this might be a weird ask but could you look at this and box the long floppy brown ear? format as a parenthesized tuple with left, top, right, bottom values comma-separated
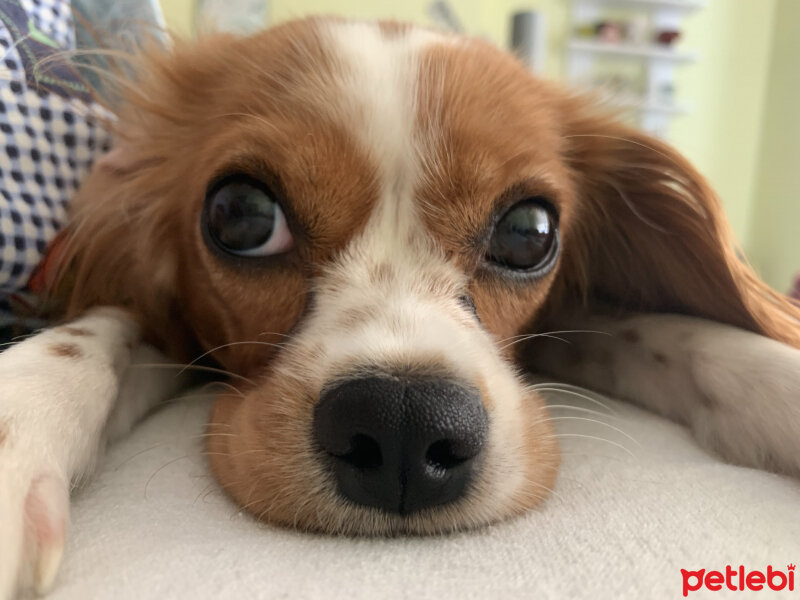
(540, 102, 800, 349)
(45, 139, 199, 360)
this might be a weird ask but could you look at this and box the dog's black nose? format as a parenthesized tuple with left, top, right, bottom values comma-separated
(313, 375, 488, 515)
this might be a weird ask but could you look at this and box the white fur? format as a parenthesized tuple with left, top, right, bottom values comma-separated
(323, 21, 447, 182)
(0, 310, 181, 598)
(530, 313, 800, 476)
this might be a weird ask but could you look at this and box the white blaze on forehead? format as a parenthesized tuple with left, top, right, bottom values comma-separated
(283, 24, 531, 512)
(300, 23, 477, 380)
(298, 23, 487, 385)
(321, 21, 448, 241)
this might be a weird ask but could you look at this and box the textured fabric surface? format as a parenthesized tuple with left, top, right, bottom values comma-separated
(0, 0, 166, 296)
(19, 0, 75, 50)
(0, 0, 164, 341)
(0, 0, 111, 293)
(48, 390, 800, 600)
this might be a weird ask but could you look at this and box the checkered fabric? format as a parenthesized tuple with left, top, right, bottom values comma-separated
(0, 0, 111, 294)
(20, 0, 75, 50)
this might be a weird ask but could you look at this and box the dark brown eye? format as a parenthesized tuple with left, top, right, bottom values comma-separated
(487, 199, 558, 273)
(204, 175, 293, 257)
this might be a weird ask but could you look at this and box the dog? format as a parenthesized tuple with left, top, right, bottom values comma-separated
(2, 16, 800, 599)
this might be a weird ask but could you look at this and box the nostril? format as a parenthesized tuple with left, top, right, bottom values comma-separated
(339, 434, 382, 469)
(425, 439, 469, 471)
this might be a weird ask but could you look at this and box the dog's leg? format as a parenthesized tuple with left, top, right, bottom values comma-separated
(527, 313, 800, 476)
(0, 308, 182, 599)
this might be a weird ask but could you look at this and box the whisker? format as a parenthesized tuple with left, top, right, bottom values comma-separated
(112, 425, 239, 470)
(130, 363, 255, 385)
(112, 443, 166, 471)
(203, 448, 267, 458)
(144, 455, 192, 499)
(545, 404, 616, 419)
(528, 385, 616, 415)
(498, 333, 571, 350)
(544, 433, 635, 458)
(193, 431, 239, 439)
(521, 479, 565, 503)
(179, 341, 287, 376)
(205, 380, 246, 398)
(193, 482, 219, 506)
(559, 450, 633, 464)
(542, 416, 639, 447)
(497, 329, 612, 345)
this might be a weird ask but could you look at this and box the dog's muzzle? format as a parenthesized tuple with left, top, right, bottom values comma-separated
(313, 375, 489, 515)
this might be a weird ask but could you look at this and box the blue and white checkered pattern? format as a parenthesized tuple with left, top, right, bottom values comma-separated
(20, 0, 75, 50)
(0, 0, 111, 293)
(0, 0, 164, 343)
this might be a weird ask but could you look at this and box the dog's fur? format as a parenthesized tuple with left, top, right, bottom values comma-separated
(2, 17, 800, 598)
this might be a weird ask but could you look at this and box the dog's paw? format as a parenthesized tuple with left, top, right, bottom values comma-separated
(0, 458, 70, 600)
(0, 307, 141, 599)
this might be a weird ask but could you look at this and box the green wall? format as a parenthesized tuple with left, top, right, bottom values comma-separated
(161, 0, 195, 36)
(670, 1, 776, 257)
(749, 0, 800, 290)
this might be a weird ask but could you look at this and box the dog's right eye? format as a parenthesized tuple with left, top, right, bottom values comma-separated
(204, 175, 293, 257)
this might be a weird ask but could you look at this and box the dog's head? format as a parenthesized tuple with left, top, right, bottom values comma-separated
(59, 18, 800, 534)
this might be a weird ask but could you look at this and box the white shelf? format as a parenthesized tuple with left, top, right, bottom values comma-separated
(568, 38, 696, 61)
(575, 0, 705, 9)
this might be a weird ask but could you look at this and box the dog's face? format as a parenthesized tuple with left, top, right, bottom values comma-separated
(192, 20, 566, 533)
(62, 18, 795, 534)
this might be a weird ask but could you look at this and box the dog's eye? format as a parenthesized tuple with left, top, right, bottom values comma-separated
(487, 199, 558, 273)
(204, 176, 293, 257)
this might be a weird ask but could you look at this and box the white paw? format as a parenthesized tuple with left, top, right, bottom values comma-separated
(0, 308, 141, 599)
(0, 461, 69, 600)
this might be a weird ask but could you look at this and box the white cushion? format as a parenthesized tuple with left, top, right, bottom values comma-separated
(51, 391, 800, 599)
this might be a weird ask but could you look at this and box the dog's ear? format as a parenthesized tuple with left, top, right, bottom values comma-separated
(48, 36, 241, 360)
(542, 102, 800, 348)
(50, 138, 198, 358)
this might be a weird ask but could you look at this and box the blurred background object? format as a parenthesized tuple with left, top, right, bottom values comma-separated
(155, 0, 800, 294)
(427, 1, 465, 33)
(511, 11, 547, 72)
(195, 0, 270, 33)
(565, 0, 699, 139)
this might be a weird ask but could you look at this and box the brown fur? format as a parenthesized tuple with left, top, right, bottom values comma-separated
(48, 343, 83, 359)
(417, 42, 575, 344)
(540, 103, 800, 348)
(54, 19, 382, 374)
(48, 18, 800, 534)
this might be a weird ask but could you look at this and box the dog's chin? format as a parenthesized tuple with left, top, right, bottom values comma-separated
(206, 383, 560, 536)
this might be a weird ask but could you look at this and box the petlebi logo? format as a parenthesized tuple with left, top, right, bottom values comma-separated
(681, 564, 795, 596)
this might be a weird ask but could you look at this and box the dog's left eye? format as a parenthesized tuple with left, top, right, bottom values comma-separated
(487, 198, 558, 273)
(204, 176, 293, 257)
